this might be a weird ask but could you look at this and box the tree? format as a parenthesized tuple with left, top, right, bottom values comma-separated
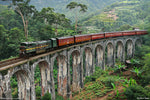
(2, 0, 36, 41)
(66, 2, 87, 33)
(53, 13, 71, 36)
(35, 7, 71, 36)
(35, 7, 55, 25)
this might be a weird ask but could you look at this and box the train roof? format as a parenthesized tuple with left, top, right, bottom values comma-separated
(21, 40, 49, 44)
(21, 42, 36, 44)
(75, 34, 92, 37)
(56, 36, 74, 39)
(90, 32, 104, 35)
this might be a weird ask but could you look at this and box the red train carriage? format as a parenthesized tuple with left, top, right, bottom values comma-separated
(91, 33, 105, 40)
(105, 31, 123, 38)
(136, 30, 148, 35)
(75, 34, 92, 43)
(122, 31, 136, 36)
(56, 36, 74, 47)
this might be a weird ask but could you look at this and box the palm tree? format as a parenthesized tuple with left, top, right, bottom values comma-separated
(66, 2, 87, 33)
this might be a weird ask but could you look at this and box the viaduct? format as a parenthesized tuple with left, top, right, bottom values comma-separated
(0, 35, 142, 100)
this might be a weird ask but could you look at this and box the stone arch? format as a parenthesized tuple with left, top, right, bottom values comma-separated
(9, 67, 31, 100)
(116, 40, 124, 61)
(32, 58, 51, 98)
(105, 41, 114, 67)
(125, 39, 134, 59)
(95, 44, 104, 69)
(71, 50, 81, 92)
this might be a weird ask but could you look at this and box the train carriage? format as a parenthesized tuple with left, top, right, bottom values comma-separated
(122, 31, 136, 36)
(56, 36, 74, 47)
(75, 34, 91, 43)
(105, 31, 123, 38)
(91, 33, 105, 40)
(136, 30, 148, 35)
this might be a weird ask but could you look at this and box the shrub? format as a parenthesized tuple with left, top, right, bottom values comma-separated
(130, 67, 144, 78)
(140, 75, 150, 86)
(41, 92, 51, 100)
(84, 67, 107, 84)
(130, 58, 140, 65)
(56, 94, 64, 100)
(124, 85, 150, 100)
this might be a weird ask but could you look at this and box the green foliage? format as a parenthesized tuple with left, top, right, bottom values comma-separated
(139, 75, 150, 86)
(55, 94, 64, 100)
(111, 82, 116, 90)
(53, 59, 58, 92)
(128, 78, 137, 87)
(143, 53, 150, 74)
(41, 92, 51, 100)
(130, 67, 144, 77)
(10, 75, 18, 98)
(124, 85, 150, 100)
(35, 85, 41, 98)
(130, 58, 140, 65)
(84, 67, 108, 84)
(34, 66, 41, 99)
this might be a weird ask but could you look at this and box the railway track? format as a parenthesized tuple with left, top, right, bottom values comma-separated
(0, 57, 25, 68)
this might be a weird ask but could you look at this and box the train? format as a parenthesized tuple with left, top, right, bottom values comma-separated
(19, 30, 148, 57)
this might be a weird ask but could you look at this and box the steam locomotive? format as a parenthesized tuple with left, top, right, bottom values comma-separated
(19, 30, 148, 57)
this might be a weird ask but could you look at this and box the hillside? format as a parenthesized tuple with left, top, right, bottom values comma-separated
(80, 0, 150, 32)
(0, 0, 121, 21)
(29, 0, 121, 22)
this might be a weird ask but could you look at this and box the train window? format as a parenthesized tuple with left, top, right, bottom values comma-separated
(21, 43, 27, 46)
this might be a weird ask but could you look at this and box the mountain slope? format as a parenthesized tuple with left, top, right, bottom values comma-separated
(80, 0, 150, 32)
(29, 0, 120, 21)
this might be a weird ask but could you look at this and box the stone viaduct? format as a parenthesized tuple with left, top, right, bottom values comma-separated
(0, 36, 142, 100)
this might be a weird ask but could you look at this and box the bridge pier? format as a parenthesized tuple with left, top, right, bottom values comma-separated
(106, 42, 114, 67)
(71, 50, 81, 92)
(95, 45, 104, 69)
(85, 47, 93, 76)
(57, 55, 68, 97)
(126, 39, 134, 59)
